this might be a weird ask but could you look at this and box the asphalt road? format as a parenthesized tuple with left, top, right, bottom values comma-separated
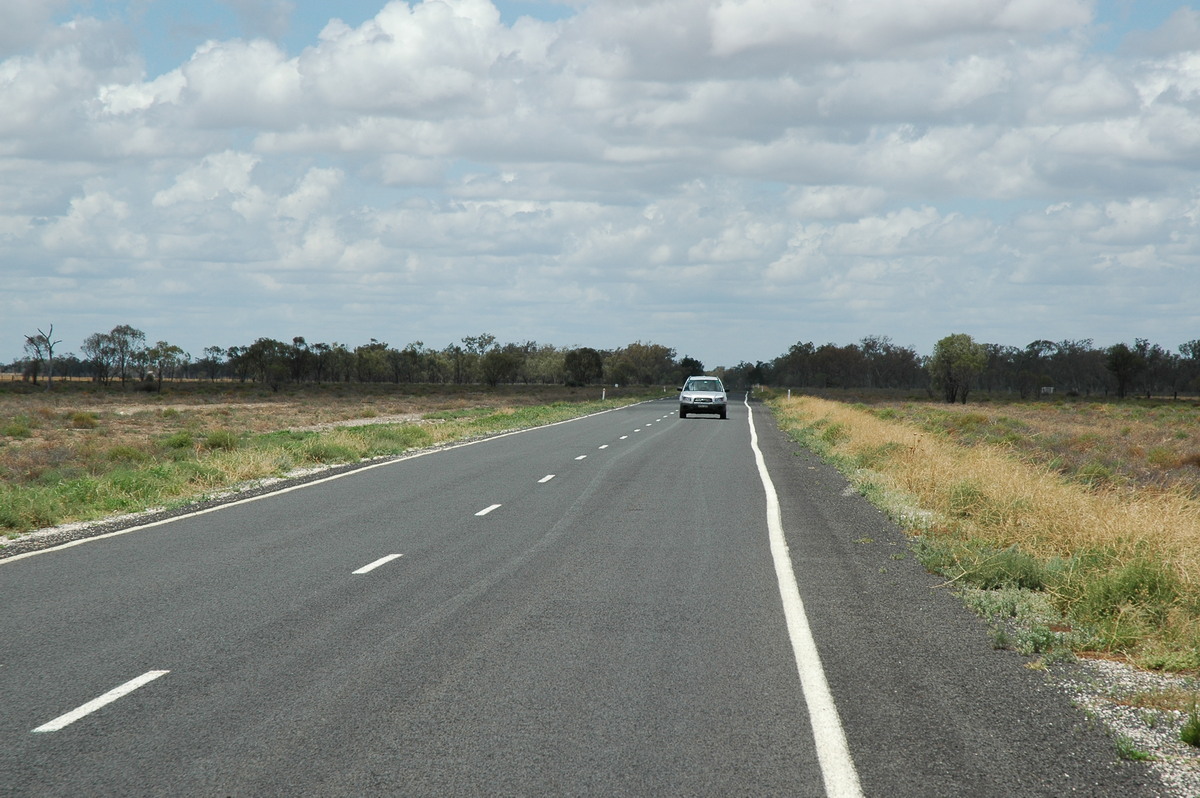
(0, 398, 1161, 796)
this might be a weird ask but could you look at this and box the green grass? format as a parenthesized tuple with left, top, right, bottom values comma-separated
(1183, 704, 1200, 748)
(0, 395, 646, 536)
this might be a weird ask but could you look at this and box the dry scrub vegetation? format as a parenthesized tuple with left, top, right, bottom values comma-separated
(769, 392, 1200, 673)
(0, 381, 648, 538)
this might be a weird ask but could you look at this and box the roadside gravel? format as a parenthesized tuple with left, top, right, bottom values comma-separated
(1056, 658, 1200, 797)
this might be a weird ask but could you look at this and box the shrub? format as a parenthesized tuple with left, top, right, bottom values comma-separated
(2, 420, 31, 438)
(69, 412, 99, 429)
(203, 430, 239, 451)
(164, 432, 194, 449)
(1076, 461, 1118, 489)
(107, 445, 148, 463)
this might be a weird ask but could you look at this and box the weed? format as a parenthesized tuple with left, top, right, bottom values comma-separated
(1114, 734, 1154, 761)
(1182, 703, 1200, 748)
(820, 422, 849, 445)
(1146, 447, 1177, 468)
(1074, 559, 1179, 628)
(2, 420, 31, 438)
(1076, 461, 1119, 489)
(69, 412, 99, 429)
(917, 538, 1045, 591)
(107, 445, 148, 463)
(203, 430, 239, 451)
(164, 432, 194, 449)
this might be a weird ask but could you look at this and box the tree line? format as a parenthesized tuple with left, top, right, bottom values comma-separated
(11, 325, 1200, 401)
(9, 326, 704, 391)
(719, 334, 1200, 401)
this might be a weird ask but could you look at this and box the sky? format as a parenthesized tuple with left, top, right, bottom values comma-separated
(3, 0, 1200, 369)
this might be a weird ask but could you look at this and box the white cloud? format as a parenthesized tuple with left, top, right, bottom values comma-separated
(152, 150, 262, 207)
(4, 0, 1200, 365)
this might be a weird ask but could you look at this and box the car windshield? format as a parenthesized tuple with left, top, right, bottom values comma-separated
(687, 380, 721, 391)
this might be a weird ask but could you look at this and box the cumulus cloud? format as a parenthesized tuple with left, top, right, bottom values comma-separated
(3, 0, 1200, 364)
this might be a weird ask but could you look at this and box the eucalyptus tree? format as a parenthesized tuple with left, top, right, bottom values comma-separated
(928, 333, 987, 404)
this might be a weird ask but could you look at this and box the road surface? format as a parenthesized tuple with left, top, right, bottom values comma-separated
(0, 398, 1158, 796)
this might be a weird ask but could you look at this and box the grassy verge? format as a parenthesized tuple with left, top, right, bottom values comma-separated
(0, 391, 651, 537)
(767, 392, 1200, 673)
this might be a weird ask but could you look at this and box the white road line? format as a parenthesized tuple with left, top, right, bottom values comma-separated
(619, 435, 629, 440)
(33, 670, 169, 733)
(598, 445, 609, 450)
(353, 553, 403, 574)
(634, 429, 642, 432)
(745, 399, 864, 798)
(475, 504, 502, 516)
(575, 455, 588, 460)
(1, 401, 655, 566)
(539, 474, 556, 483)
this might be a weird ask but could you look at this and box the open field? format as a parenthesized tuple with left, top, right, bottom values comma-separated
(0, 381, 657, 538)
(768, 391, 1200, 673)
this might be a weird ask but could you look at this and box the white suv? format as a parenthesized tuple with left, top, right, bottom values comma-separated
(678, 376, 727, 419)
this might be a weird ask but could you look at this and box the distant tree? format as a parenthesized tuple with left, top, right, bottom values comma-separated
(480, 348, 522, 387)
(108, 324, 146, 386)
(145, 341, 185, 390)
(289, 337, 311, 383)
(1106, 342, 1145, 399)
(606, 341, 676, 386)
(310, 342, 331, 383)
(200, 346, 226, 381)
(82, 332, 116, 383)
(677, 356, 704, 381)
(524, 343, 566, 384)
(23, 325, 61, 388)
(860, 335, 907, 389)
(354, 339, 389, 383)
(242, 338, 289, 389)
(563, 347, 604, 386)
(928, 333, 986, 403)
(1180, 340, 1200, 395)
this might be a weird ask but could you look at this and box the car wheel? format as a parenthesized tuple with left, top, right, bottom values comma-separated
(680, 410, 687, 418)
(719, 408, 727, 419)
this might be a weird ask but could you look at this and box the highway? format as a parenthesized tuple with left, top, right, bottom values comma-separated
(0, 398, 1158, 796)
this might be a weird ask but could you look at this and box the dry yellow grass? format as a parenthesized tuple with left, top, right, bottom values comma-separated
(774, 395, 1200, 585)
(771, 394, 1200, 667)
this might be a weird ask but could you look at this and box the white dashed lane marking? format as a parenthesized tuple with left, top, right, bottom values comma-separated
(539, 474, 556, 483)
(353, 554, 404, 574)
(475, 504, 502, 516)
(33, 671, 170, 733)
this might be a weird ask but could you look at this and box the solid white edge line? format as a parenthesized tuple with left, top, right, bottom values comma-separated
(32, 670, 169, 733)
(353, 553, 403, 574)
(745, 398, 864, 798)
(475, 504, 502, 517)
(1, 401, 653, 566)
